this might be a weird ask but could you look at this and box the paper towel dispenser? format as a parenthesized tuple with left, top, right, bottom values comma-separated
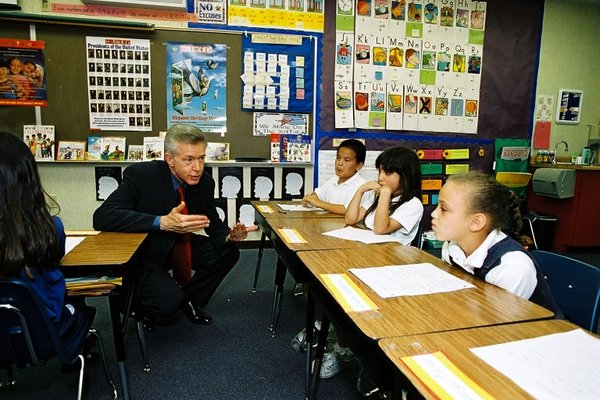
(532, 168, 576, 199)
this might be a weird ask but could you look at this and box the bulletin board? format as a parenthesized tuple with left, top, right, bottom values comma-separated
(319, 0, 545, 142)
(0, 20, 272, 160)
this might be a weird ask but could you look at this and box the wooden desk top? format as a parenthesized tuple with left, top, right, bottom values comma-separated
(379, 319, 581, 399)
(298, 244, 554, 340)
(251, 200, 341, 220)
(267, 216, 368, 252)
(60, 231, 147, 268)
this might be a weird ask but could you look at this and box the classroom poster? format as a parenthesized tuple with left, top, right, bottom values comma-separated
(166, 42, 227, 133)
(253, 112, 308, 136)
(334, 0, 487, 134)
(241, 34, 315, 113)
(86, 37, 152, 131)
(190, 0, 227, 24)
(0, 38, 47, 107)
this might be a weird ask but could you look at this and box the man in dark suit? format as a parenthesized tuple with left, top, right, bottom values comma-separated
(93, 124, 256, 325)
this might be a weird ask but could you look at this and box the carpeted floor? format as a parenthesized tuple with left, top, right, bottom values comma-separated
(4, 246, 599, 399)
(2, 249, 364, 400)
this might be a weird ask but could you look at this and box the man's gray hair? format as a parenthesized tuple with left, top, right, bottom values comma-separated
(164, 124, 206, 155)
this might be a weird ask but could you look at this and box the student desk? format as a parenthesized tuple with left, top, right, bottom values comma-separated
(266, 216, 367, 335)
(379, 319, 581, 399)
(297, 244, 554, 399)
(251, 200, 354, 334)
(251, 200, 341, 292)
(60, 231, 147, 400)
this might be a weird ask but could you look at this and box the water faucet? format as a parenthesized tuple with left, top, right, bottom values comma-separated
(552, 141, 569, 164)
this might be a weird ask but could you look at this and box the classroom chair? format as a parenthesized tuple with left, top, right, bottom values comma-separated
(0, 279, 117, 400)
(530, 250, 600, 332)
(411, 221, 424, 249)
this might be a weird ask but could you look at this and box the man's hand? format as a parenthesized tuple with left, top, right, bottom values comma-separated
(160, 202, 210, 233)
(227, 223, 259, 242)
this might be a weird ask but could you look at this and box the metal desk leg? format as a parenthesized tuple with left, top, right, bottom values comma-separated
(304, 293, 315, 400)
(109, 295, 129, 400)
(270, 257, 287, 337)
(252, 232, 267, 293)
(308, 316, 330, 400)
(118, 362, 130, 400)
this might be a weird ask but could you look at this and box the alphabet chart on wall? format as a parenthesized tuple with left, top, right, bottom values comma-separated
(333, 0, 486, 134)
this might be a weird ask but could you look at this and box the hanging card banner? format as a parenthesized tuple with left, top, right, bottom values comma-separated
(445, 164, 470, 175)
(417, 149, 445, 160)
(422, 179, 443, 191)
(443, 148, 470, 160)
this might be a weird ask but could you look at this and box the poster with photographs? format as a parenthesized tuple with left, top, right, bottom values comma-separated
(86, 36, 152, 131)
(0, 38, 47, 106)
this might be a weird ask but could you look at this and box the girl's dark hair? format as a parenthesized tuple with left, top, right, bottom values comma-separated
(365, 146, 422, 217)
(447, 171, 527, 243)
(0, 132, 60, 278)
(338, 139, 366, 164)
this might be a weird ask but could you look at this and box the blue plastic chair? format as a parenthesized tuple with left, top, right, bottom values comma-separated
(0, 279, 116, 399)
(411, 221, 424, 249)
(530, 250, 600, 332)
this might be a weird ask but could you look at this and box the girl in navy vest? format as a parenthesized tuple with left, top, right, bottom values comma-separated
(431, 171, 562, 316)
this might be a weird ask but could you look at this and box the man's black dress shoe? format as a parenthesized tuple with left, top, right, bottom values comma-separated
(182, 301, 213, 325)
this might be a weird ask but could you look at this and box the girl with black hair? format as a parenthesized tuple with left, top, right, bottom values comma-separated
(345, 146, 423, 245)
(0, 131, 96, 364)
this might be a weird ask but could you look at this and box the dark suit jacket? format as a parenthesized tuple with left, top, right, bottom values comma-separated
(93, 160, 229, 267)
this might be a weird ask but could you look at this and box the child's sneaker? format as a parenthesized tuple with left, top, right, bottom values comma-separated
(290, 328, 309, 352)
(314, 343, 354, 379)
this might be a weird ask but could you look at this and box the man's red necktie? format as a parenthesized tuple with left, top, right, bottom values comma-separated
(171, 185, 192, 286)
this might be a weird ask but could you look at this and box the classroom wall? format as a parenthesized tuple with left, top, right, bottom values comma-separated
(8, 0, 600, 230)
(535, 0, 600, 157)
(21, 0, 186, 28)
(39, 162, 314, 231)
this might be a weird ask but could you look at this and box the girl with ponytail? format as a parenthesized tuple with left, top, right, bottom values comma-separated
(430, 171, 562, 315)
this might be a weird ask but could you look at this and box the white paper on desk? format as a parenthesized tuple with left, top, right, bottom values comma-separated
(65, 236, 85, 254)
(471, 328, 600, 399)
(349, 263, 474, 298)
(322, 226, 400, 244)
(277, 204, 323, 212)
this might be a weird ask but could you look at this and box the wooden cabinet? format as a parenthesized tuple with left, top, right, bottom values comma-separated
(527, 167, 600, 252)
